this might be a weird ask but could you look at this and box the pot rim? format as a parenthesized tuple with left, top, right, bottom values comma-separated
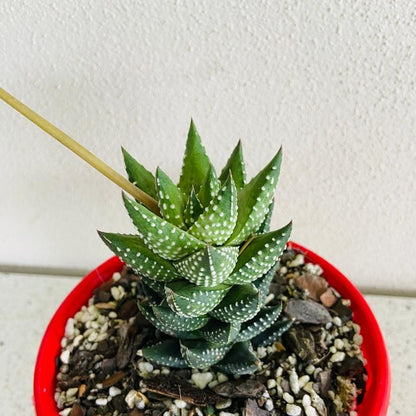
(33, 242, 390, 415)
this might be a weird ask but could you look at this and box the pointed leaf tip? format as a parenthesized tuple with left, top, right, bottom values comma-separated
(178, 120, 212, 195)
(227, 149, 283, 245)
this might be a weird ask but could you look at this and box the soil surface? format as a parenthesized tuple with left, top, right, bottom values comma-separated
(55, 249, 366, 416)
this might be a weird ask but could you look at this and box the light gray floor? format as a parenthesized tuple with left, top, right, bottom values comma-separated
(0, 272, 414, 415)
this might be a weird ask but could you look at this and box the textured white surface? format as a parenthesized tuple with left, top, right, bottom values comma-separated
(0, 1, 415, 291)
(0, 272, 414, 415)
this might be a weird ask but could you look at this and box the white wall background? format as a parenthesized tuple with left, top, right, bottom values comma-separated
(0, 0, 415, 292)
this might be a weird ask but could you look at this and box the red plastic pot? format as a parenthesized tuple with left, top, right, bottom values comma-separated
(33, 243, 390, 415)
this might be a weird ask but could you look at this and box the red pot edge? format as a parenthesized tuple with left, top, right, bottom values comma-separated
(33, 244, 391, 415)
(33, 256, 124, 414)
(288, 242, 391, 415)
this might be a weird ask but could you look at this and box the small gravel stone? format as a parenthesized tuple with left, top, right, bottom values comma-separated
(333, 316, 342, 326)
(302, 394, 312, 407)
(217, 372, 228, 383)
(267, 378, 277, 389)
(109, 386, 122, 397)
(330, 351, 346, 362)
(264, 399, 274, 411)
(283, 392, 294, 404)
(286, 403, 302, 416)
(174, 399, 187, 409)
(191, 372, 213, 389)
(138, 361, 154, 373)
(287, 254, 304, 267)
(60, 349, 70, 365)
(289, 370, 300, 394)
(95, 397, 108, 406)
(304, 405, 318, 416)
(298, 375, 310, 389)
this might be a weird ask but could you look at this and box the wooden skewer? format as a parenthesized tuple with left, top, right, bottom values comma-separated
(0, 86, 160, 215)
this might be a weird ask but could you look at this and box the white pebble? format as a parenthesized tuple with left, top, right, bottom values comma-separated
(66, 387, 78, 398)
(95, 397, 108, 406)
(64, 318, 75, 338)
(264, 293, 275, 305)
(298, 375, 310, 389)
(73, 334, 84, 347)
(125, 389, 137, 409)
(283, 392, 294, 404)
(109, 386, 122, 397)
(304, 406, 318, 416)
(288, 254, 304, 267)
(138, 361, 154, 373)
(302, 394, 312, 406)
(111, 286, 122, 301)
(109, 311, 117, 318)
(330, 351, 346, 362)
(112, 272, 121, 281)
(289, 370, 300, 394)
(218, 412, 234, 416)
(285, 403, 302, 416)
(191, 372, 213, 389)
(217, 372, 228, 383)
(353, 333, 363, 345)
(60, 349, 70, 365)
(59, 409, 72, 416)
(256, 346, 267, 358)
(174, 399, 187, 409)
(333, 316, 342, 326)
(264, 399, 274, 411)
(208, 380, 219, 389)
(267, 378, 277, 389)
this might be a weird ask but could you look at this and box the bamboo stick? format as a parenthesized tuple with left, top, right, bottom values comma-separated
(0, 86, 160, 214)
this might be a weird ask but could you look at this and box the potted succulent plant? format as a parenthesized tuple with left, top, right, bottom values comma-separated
(0, 87, 390, 416)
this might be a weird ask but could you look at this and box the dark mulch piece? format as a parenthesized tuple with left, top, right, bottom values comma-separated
(213, 379, 266, 398)
(141, 375, 223, 406)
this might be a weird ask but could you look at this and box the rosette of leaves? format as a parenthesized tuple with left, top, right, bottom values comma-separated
(99, 121, 293, 375)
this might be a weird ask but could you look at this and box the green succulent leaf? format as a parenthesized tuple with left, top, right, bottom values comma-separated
(165, 281, 230, 318)
(156, 167, 185, 228)
(253, 262, 279, 306)
(141, 275, 165, 294)
(235, 303, 283, 342)
(143, 339, 188, 368)
(180, 339, 232, 369)
(209, 284, 261, 323)
(140, 278, 163, 304)
(251, 319, 294, 348)
(214, 342, 259, 375)
(198, 320, 241, 346)
(178, 120, 211, 195)
(256, 199, 274, 234)
(139, 302, 199, 339)
(227, 149, 282, 245)
(152, 305, 210, 332)
(188, 176, 238, 245)
(219, 140, 246, 190)
(198, 164, 220, 207)
(183, 187, 204, 228)
(122, 147, 157, 199)
(225, 222, 292, 285)
(123, 194, 205, 260)
(98, 232, 181, 282)
(174, 245, 239, 287)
